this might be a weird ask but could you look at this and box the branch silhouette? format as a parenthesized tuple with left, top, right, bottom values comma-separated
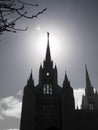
(0, 0, 47, 34)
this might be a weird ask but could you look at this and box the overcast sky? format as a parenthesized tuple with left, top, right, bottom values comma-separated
(0, 0, 98, 129)
(0, 0, 98, 97)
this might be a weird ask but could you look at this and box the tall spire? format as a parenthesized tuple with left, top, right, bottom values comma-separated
(63, 71, 70, 87)
(85, 65, 92, 90)
(27, 70, 34, 86)
(64, 71, 69, 82)
(85, 64, 94, 96)
(45, 32, 51, 61)
(29, 70, 33, 81)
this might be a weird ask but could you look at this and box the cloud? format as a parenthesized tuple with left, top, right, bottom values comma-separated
(0, 89, 85, 121)
(16, 90, 23, 99)
(16, 90, 23, 96)
(0, 101, 4, 120)
(74, 88, 85, 109)
(0, 114, 4, 120)
(0, 96, 22, 119)
(0, 89, 85, 120)
(0, 89, 85, 130)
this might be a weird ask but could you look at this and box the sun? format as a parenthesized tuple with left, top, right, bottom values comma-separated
(26, 27, 72, 64)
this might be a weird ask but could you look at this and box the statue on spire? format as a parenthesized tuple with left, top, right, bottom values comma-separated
(47, 32, 49, 40)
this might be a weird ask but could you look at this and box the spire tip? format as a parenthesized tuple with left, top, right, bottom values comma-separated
(47, 32, 49, 38)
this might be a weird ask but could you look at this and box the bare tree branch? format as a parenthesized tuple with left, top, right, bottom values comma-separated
(17, 0, 39, 7)
(0, 0, 47, 34)
(16, 8, 47, 19)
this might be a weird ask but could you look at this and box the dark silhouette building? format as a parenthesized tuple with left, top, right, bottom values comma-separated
(20, 33, 98, 130)
(81, 65, 98, 110)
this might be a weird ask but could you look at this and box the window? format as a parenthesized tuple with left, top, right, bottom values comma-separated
(49, 84, 52, 94)
(43, 84, 52, 95)
(43, 84, 46, 94)
(89, 104, 94, 110)
(47, 85, 49, 94)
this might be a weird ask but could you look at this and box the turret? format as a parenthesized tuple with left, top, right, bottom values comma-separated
(61, 71, 75, 127)
(24, 70, 35, 95)
(20, 70, 35, 130)
(63, 71, 70, 88)
(27, 70, 34, 86)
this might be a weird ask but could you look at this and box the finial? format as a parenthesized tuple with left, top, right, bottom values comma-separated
(85, 64, 87, 69)
(45, 32, 51, 61)
(47, 32, 49, 40)
(64, 70, 68, 82)
(28, 69, 33, 82)
(47, 32, 50, 44)
(27, 69, 34, 86)
(55, 64, 57, 69)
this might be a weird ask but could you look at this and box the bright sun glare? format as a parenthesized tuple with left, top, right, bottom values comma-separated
(36, 32, 62, 60)
(26, 25, 73, 63)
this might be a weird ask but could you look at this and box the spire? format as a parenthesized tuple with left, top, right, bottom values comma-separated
(39, 64, 42, 70)
(64, 71, 69, 83)
(85, 65, 92, 90)
(55, 64, 57, 70)
(29, 70, 33, 81)
(45, 32, 51, 61)
(63, 71, 70, 87)
(27, 70, 34, 86)
(85, 64, 94, 95)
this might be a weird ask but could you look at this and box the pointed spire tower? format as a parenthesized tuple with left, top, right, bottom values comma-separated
(63, 71, 70, 88)
(39, 32, 57, 85)
(29, 70, 33, 81)
(62, 71, 75, 119)
(85, 65, 92, 89)
(45, 32, 51, 62)
(27, 70, 34, 86)
(81, 65, 96, 110)
(85, 65, 94, 96)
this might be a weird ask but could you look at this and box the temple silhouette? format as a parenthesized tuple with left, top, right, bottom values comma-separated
(20, 33, 98, 130)
(81, 65, 98, 110)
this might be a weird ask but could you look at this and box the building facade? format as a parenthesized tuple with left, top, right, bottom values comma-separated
(20, 33, 98, 130)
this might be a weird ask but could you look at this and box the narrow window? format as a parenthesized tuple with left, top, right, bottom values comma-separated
(49, 84, 52, 94)
(43, 84, 46, 94)
(47, 85, 49, 94)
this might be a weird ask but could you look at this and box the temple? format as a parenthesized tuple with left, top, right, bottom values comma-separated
(20, 33, 98, 130)
(81, 65, 98, 109)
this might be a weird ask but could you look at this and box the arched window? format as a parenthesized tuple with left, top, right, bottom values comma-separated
(47, 85, 49, 94)
(89, 104, 94, 110)
(43, 84, 52, 95)
(49, 84, 52, 94)
(43, 84, 47, 94)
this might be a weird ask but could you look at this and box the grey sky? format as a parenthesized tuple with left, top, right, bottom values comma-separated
(0, 0, 98, 129)
(0, 0, 98, 98)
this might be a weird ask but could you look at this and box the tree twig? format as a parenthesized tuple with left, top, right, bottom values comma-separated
(0, 0, 47, 34)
